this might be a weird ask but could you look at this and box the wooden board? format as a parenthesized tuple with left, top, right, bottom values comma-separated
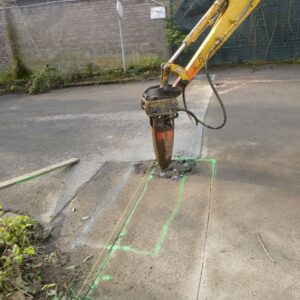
(0, 158, 80, 191)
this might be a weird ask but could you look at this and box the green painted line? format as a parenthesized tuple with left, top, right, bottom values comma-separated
(88, 158, 217, 259)
(90, 158, 217, 260)
(108, 158, 217, 259)
(209, 159, 217, 178)
(153, 174, 187, 257)
(114, 245, 152, 256)
(95, 243, 152, 256)
(118, 173, 155, 239)
(72, 158, 217, 299)
(84, 169, 155, 299)
(89, 274, 113, 293)
(101, 274, 113, 281)
(16, 174, 39, 185)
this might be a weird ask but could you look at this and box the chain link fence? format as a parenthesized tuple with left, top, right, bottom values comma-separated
(171, 0, 300, 65)
(0, 0, 169, 73)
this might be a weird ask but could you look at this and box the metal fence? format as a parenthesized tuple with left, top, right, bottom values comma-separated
(0, 0, 169, 73)
(171, 0, 300, 65)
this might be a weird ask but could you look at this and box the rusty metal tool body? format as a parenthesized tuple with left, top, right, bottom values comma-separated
(141, 85, 181, 169)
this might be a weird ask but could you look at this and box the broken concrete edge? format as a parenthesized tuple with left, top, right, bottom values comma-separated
(0, 158, 80, 191)
(70, 157, 217, 299)
(173, 156, 217, 177)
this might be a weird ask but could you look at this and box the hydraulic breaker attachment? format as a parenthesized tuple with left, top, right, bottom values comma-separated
(141, 85, 182, 170)
(140, 0, 261, 170)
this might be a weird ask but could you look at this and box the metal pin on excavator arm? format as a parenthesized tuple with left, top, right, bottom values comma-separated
(141, 0, 261, 169)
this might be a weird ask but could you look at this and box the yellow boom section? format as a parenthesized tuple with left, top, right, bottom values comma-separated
(161, 0, 261, 87)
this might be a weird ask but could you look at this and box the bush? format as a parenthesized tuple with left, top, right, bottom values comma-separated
(0, 207, 38, 297)
(29, 64, 58, 94)
(2, 58, 162, 95)
(127, 56, 164, 74)
(165, 19, 186, 48)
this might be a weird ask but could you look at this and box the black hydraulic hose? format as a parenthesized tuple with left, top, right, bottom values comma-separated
(181, 52, 227, 130)
(176, 108, 201, 124)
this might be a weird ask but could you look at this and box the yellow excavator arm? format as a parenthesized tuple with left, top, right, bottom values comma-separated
(141, 0, 262, 169)
(161, 0, 261, 87)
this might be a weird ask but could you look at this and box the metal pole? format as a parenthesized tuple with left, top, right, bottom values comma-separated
(118, 16, 126, 72)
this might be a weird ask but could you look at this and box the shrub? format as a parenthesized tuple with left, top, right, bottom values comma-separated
(0, 207, 38, 297)
(29, 64, 59, 94)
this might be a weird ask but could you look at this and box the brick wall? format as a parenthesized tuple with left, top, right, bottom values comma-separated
(0, 0, 170, 73)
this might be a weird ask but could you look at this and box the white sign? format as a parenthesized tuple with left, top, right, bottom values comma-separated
(116, 0, 124, 18)
(150, 7, 166, 19)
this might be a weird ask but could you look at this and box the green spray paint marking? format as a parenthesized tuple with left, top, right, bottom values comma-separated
(89, 274, 113, 291)
(101, 274, 113, 281)
(153, 174, 187, 256)
(175, 157, 217, 183)
(110, 158, 217, 258)
(16, 174, 39, 185)
(84, 169, 155, 299)
(114, 245, 152, 256)
(96, 158, 217, 257)
(95, 243, 153, 256)
(76, 158, 217, 299)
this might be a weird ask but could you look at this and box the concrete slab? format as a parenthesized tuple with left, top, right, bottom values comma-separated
(54, 159, 215, 299)
(199, 65, 300, 299)
(199, 161, 300, 300)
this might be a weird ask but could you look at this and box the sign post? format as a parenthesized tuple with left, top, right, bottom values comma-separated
(116, 0, 126, 72)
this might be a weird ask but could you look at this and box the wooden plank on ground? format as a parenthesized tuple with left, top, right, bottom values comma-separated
(0, 158, 80, 191)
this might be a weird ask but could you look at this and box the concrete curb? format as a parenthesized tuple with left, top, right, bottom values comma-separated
(0, 76, 159, 96)
(65, 76, 157, 88)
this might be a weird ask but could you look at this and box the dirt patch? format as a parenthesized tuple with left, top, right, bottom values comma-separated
(35, 248, 78, 300)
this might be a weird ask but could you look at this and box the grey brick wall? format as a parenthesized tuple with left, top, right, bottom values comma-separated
(0, 0, 170, 72)
(0, 10, 12, 72)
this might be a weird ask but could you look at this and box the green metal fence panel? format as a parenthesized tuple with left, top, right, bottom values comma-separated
(172, 0, 300, 65)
